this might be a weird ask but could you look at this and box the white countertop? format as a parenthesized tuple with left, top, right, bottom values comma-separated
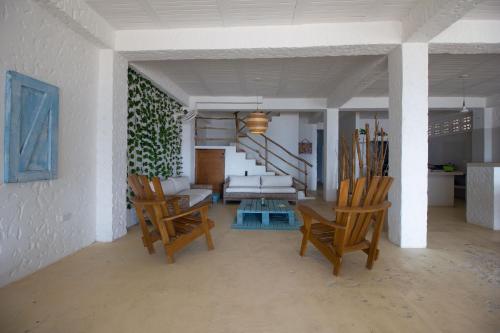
(428, 170, 464, 176)
(467, 163, 500, 167)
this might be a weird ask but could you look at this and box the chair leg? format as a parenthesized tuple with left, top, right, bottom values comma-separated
(204, 229, 215, 251)
(165, 247, 175, 264)
(299, 216, 312, 256)
(299, 233, 308, 256)
(137, 210, 155, 254)
(201, 207, 215, 250)
(142, 236, 155, 254)
(366, 212, 385, 269)
(366, 246, 377, 269)
(333, 256, 342, 276)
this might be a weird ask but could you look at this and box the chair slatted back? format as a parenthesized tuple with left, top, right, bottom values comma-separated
(128, 174, 176, 238)
(335, 176, 393, 251)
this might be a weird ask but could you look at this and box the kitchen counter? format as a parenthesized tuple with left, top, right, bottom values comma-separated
(466, 163, 499, 230)
(428, 170, 464, 206)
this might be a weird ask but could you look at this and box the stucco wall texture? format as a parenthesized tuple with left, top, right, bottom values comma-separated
(0, 0, 100, 286)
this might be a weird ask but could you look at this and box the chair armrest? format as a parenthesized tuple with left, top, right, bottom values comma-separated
(132, 196, 182, 207)
(161, 201, 211, 222)
(335, 201, 391, 214)
(298, 205, 346, 230)
(191, 184, 212, 190)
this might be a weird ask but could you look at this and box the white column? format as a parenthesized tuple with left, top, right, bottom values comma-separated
(96, 50, 129, 242)
(388, 43, 428, 248)
(472, 108, 494, 163)
(484, 108, 494, 163)
(181, 121, 195, 182)
(323, 108, 339, 202)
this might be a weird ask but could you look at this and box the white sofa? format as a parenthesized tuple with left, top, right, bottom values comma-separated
(223, 175, 298, 203)
(161, 176, 212, 207)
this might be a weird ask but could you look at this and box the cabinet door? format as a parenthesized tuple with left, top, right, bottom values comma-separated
(195, 149, 225, 194)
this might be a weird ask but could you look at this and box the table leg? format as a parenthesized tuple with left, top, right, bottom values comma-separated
(262, 212, 270, 225)
(237, 211, 244, 225)
(288, 211, 296, 225)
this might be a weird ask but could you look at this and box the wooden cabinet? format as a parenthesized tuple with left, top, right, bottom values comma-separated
(195, 149, 225, 195)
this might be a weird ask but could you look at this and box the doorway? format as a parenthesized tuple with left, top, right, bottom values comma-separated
(195, 149, 225, 195)
(316, 129, 324, 186)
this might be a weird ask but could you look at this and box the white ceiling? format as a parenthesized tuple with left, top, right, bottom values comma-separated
(85, 0, 500, 30)
(463, 0, 500, 20)
(134, 54, 500, 98)
(363, 54, 500, 97)
(135, 56, 382, 97)
(85, 0, 417, 29)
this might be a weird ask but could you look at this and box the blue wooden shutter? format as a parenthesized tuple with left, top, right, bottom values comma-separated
(4, 71, 59, 183)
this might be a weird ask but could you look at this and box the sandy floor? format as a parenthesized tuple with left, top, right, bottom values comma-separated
(0, 200, 499, 333)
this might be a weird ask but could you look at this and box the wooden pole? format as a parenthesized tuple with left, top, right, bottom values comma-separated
(365, 124, 371, 184)
(374, 118, 379, 176)
(265, 137, 269, 171)
(195, 117, 198, 146)
(351, 132, 356, 192)
(355, 129, 363, 172)
(304, 162, 308, 197)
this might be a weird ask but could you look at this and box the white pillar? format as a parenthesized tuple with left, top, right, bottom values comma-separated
(323, 108, 339, 202)
(472, 108, 494, 163)
(388, 43, 428, 248)
(483, 108, 494, 163)
(96, 50, 129, 242)
(181, 121, 195, 182)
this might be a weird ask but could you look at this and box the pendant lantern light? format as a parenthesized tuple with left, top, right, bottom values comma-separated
(247, 111, 268, 134)
(459, 74, 470, 113)
(247, 77, 268, 134)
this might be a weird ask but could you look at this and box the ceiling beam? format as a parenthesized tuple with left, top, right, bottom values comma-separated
(341, 96, 487, 110)
(430, 20, 500, 54)
(402, 0, 480, 42)
(486, 94, 500, 108)
(327, 57, 387, 108)
(191, 96, 326, 111)
(34, 0, 115, 48)
(115, 22, 401, 60)
(130, 63, 190, 106)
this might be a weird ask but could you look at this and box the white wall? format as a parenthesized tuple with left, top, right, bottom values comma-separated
(196, 117, 236, 146)
(195, 146, 272, 179)
(492, 109, 500, 162)
(95, 50, 129, 242)
(429, 134, 471, 171)
(242, 113, 300, 179)
(0, 0, 100, 286)
(299, 115, 317, 192)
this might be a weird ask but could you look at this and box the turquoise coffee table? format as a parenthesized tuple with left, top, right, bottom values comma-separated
(232, 199, 299, 230)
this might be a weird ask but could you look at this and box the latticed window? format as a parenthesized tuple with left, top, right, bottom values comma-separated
(428, 113, 473, 137)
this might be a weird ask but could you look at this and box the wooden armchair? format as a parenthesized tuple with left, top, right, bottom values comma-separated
(128, 174, 215, 263)
(298, 176, 393, 276)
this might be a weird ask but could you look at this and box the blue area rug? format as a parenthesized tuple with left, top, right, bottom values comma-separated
(231, 214, 301, 230)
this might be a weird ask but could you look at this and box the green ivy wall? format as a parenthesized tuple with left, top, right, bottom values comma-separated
(127, 67, 185, 189)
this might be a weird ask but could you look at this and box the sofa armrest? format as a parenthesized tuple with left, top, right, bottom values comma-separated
(191, 184, 212, 190)
(292, 179, 304, 191)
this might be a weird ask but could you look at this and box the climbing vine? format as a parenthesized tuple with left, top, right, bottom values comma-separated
(127, 67, 185, 206)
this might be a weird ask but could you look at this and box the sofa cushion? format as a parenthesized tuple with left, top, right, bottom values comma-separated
(225, 187, 261, 193)
(228, 175, 261, 187)
(178, 189, 212, 206)
(171, 176, 190, 192)
(260, 187, 296, 194)
(261, 175, 293, 187)
(160, 178, 177, 195)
